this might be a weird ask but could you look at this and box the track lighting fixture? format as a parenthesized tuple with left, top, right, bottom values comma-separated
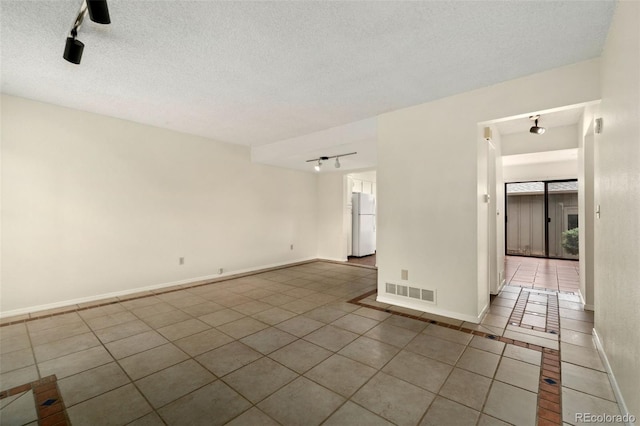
(529, 115, 546, 135)
(306, 152, 357, 172)
(63, 0, 111, 65)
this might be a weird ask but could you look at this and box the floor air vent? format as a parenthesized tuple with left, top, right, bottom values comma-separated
(385, 283, 436, 304)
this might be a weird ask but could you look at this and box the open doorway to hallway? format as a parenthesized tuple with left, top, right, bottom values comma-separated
(345, 171, 377, 267)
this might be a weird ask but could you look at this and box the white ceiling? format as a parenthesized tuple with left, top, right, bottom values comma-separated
(1, 1, 615, 171)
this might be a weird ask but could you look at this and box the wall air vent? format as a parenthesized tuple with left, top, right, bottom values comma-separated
(385, 283, 436, 304)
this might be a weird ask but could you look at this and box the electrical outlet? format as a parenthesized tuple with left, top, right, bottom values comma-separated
(401, 269, 408, 280)
(179, 257, 184, 265)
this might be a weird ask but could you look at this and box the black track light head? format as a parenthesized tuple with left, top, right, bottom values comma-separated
(63, 37, 84, 64)
(529, 116, 546, 135)
(87, 0, 110, 24)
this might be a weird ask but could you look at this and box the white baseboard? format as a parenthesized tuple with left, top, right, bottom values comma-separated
(592, 328, 635, 426)
(0, 257, 317, 319)
(376, 293, 487, 324)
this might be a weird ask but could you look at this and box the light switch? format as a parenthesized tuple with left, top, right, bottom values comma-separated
(401, 269, 408, 280)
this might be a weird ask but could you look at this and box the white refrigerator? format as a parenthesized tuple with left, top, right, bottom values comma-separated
(352, 192, 376, 257)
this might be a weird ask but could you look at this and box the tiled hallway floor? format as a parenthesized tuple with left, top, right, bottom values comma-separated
(504, 256, 580, 293)
(0, 260, 623, 425)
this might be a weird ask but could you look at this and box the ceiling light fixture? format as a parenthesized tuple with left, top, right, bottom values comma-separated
(529, 115, 546, 135)
(63, 0, 111, 65)
(306, 152, 357, 172)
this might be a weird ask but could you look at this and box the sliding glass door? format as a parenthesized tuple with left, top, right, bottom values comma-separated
(505, 180, 578, 260)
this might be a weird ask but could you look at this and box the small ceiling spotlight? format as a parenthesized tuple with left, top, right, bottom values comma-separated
(63, 0, 111, 65)
(306, 152, 357, 172)
(529, 115, 546, 135)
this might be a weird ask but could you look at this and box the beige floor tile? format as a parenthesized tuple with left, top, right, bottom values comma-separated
(506, 324, 558, 341)
(38, 345, 113, 379)
(423, 324, 473, 345)
(303, 325, 359, 352)
(503, 329, 558, 350)
(383, 315, 428, 333)
(105, 330, 168, 359)
(130, 302, 177, 319)
(439, 368, 492, 410)
(280, 299, 321, 314)
(495, 357, 539, 392)
(303, 306, 348, 323)
(157, 318, 210, 341)
(483, 381, 537, 426)
(352, 371, 435, 425)
(420, 396, 480, 426)
(239, 327, 297, 355)
(352, 307, 392, 321)
(216, 317, 269, 339)
(84, 311, 138, 330)
(251, 307, 297, 325)
(268, 340, 332, 374)
(26, 313, 83, 333)
(405, 334, 466, 365)
(159, 380, 251, 426)
(94, 319, 152, 344)
(562, 362, 616, 401)
(561, 329, 595, 348)
(559, 308, 594, 322)
(127, 411, 166, 426)
(0, 324, 28, 342)
(223, 357, 297, 403)
(364, 322, 418, 348)
(456, 347, 500, 378)
(78, 303, 126, 320)
(305, 354, 376, 397)
(561, 342, 605, 371)
(477, 414, 511, 426)
(481, 314, 509, 329)
(58, 362, 130, 407)
(225, 407, 279, 426)
(0, 334, 31, 355)
(33, 332, 100, 363)
(0, 347, 35, 374)
(0, 390, 38, 425)
(382, 350, 452, 393)
(119, 343, 189, 380)
(503, 344, 542, 366)
(196, 341, 262, 377)
(486, 305, 514, 318)
(67, 383, 152, 426)
(198, 308, 245, 327)
(561, 318, 594, 334)
(0, 365, 39, 392)
(525, 302, 547, 314)
(522, 313, 546, 328)
(338, 336, 398, 369)
(469, 335, 505, 355)
(323, 401, 393, 426)
(136, 360, 215, 408)
(142, 310, 192, 329)
(233, 300, 274, 316)
(180, 301, 224, 317)
(275, 316, 324, 337)
(28, 321, 91, 346)
(174, 328, 234, 356)
(562, 387, 621, 425)
(258, 377, 345, 426)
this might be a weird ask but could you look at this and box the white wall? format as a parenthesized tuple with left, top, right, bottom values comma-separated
(377, 59, 601, 323)
(501, 125, 578, 156)
(490, 126, 505, 293)
(578, 106, 597, 310)
(1, 95, 318, 315)
(316, 173, 348, 262)
(594, 1, 640, 418)
(502, 158, 578, 182)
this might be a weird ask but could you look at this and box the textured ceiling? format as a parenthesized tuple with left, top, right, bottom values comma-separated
(1, 1, 614, 153)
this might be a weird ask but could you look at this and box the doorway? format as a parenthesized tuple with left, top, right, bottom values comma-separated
(505, 179, 578, 260)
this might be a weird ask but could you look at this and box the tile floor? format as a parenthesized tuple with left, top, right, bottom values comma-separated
(504, 256, 580, 293)
(0, 258, 625, 425)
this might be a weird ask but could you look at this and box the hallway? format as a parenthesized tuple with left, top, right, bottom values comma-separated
(504, 256, 580, 294)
